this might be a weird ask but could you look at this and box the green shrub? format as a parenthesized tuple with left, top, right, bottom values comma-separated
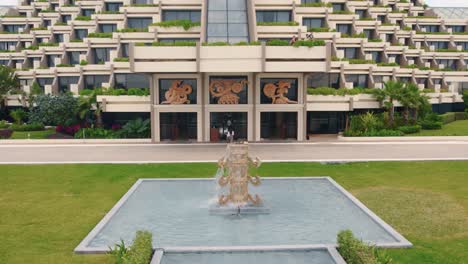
(80, 60, 89, 65)
(88, 32, 113, 38)
(10, 108, 28, 125)
(308, 27, 331, 32)
(463, 90, 468, 111)
(120, 118, 151, 138)
(11, 123, 44, 131)
(75, 16, 91, 21)
(307, 87, 374, 96)
(149, 41, 197, 47)
(0, 129, 13, 139)
(337, 230, 378, 263)
(0, 120, 10, 129)
(114, 57, 130, 62)
(420, 113, 443, 130)
(127, 88, 150, 96)
(292, 40, 325, 47)
(266, 39, 290, 46)
(74, 128, 118, 139)
(118, 28, 149, 33)
(125, 230, 153, 264)
(151, 20, 200, 30)
(109, 239, 129, 264)
(29, 94, 79, 126)
(398, 125, 421, 134)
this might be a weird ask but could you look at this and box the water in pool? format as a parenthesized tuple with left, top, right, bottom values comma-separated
(86, 178, 398, 249)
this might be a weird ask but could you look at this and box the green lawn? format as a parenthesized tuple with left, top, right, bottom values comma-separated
(1, 162, 467, 264)
(9, 129, 55, 139)
(408, 120, 468, 136)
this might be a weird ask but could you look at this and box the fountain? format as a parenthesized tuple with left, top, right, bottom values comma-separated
(209, 143, 270, 215)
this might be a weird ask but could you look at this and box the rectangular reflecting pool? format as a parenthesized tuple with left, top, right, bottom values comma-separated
(156, 249, 346, 264)
(76, 177, 411, 253)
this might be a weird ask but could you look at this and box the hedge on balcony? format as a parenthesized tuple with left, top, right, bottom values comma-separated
(136, 41, 197, 47)
(87, 32, 113, 38)
(151, 20, 200, 30)
(75, 16, 92, 21)
(307, 27, 333, 32)
(202, 41, 261, 46)
(257, 21, 299, 26)
(307, 87, 374, 96)
(114, 57, 129, 62)
(299, 2, 332, 7)
(79, 88, 150, 96)
(265, 39, 325, 47)
(118, 28, 149, 33)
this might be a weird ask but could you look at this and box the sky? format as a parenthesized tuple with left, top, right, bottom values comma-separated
(1, 0, 468, 7)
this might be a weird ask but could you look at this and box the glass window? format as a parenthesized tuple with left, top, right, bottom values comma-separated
(133, 0, 150, 4)
(158, 38, 199, 44)
(428, 41, 448, 50)
(368, 51, 382, 62)
(36, 78, 53, 90)
(0, 60, 9, 65)
(336, 24, 351, 35)
(363, 29, 375, 39)
(84, 75, 109, 89)
(256, 11, 292, 23)
(456, 42, 468, 50)
(302, 18, 324, 30)
(43, 20, 51, 27)
(99, 24, 117, 33)
(0, 42, 17, 51)
(54, 34, 64, 43)
(448, 25, 465, 33)
(332, 3, 344, 12)
(46, 55, 60, 67)
(420, 25, 439, 32)
(127, 17, 153, 29)
(159, 79, 197, 104)
(58, 76, 79, 93)
(121, 43, 129, 57)
(160, 112, 197, 141)
(261, 112, 297, 139)
(436, 59, 456, 70)
(209, 76, 248, 104)
(115, 73, 149, 89)
(74, 29, 88, 40)
(93, 48, 114, 64)
(355, 10, 366, 19)
(260, 78, 298, 104)
(301, 0, 320, 3)
(62, 15, 72, 23)
(105, 2, 123, 12)
(82, 9, 95, 17)
(68, 51, 84, 65)
(377, 15, 386, 23)
(3, 24, 24, 33)
(162, 10, 201, 22)
(338, 47, 357, 59)
(346, 75, 368, 88)
(307, 73, 340, 89)
(207, 0, 249, 43)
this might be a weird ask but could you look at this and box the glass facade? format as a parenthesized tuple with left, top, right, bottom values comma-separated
(58, 76, 79, 93)
(162, 10, 201, 22)
(256, 11, 291, 23)
(302, 18, 324, 30)
(127, 18, 153, 29)
(85, 75, 110, 89)
(99, 24, 117, 33)
(105, 2, 123, 12)
(260, 78, 298, 104)
(346, 75, 368, 88)
(159, 79, 197, 104)
(307, 73, 340, 89)
(206, 0, 249, 43)
(93, 48, 114, 64)
(307, 112, 346, 134)
(260, 112, 297, 140)
(68, 51, 84, 65)
(115, 74, 149, 89)
(74, 29, 88, 40)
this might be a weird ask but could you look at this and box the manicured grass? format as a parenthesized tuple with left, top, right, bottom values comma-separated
(9, 129, 55, 139)
(1, 162, 468, 264)
(409, 120, 468, 136)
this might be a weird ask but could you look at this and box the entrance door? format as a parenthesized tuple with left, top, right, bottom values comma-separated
(160, 112, 197, 141)
(307, 112, 346, 134)
(210, 112, 248, 142)
(260, 112, 297, 140)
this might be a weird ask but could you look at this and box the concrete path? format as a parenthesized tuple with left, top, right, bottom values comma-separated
(0, 141, 467, 164)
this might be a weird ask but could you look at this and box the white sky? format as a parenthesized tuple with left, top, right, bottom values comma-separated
(1, 0, 468, 7)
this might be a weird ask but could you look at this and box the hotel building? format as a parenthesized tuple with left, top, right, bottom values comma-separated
(0, 0, 466, 142)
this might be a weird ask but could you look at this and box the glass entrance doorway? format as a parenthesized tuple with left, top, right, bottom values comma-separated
(210, 112, 248, 142)
(260, 112, 297, 140)
(160, 112, 197, 141)
(307, 111, 346, 134)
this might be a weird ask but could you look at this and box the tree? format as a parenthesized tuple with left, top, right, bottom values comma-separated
(399, 83, 422, 124)
(373, 81, 404, 127)
(29, 93, 79, 126)
(78, 90, 103, 128)
(0, 65, 19, 118)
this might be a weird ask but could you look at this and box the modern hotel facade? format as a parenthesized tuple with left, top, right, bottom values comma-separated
(1, 0, 467, 142)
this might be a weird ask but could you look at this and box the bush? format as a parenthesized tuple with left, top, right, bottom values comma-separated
(420, 113, 443, 130)
(29, 94, 79, 126)
(440, 112, 467, 124)
(56, 124, 81, 136)
(10, 123, 44, 131)
(292, 40, 325, 47)
(10, 108, 28, 125)
(120, 118, 151, 138)
(109, 231, 153, 264)
(0, 129, 13, 139)
(74, 128, 118, 139)
(0, 120, 9, 129)
(127, 88, 150, 96)
(266, 39, 290, 46)
(337, 230, 392, 264)
(463, 90, 468, 111)
(151, 20, 200, 30)
(398, 125, 421, 134)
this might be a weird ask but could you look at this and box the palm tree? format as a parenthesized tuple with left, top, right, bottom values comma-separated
(0, 65, 19, 117)
(399, 83, 420, 124)
(78, 90, 103, 128)
(373, 80, 404, 127)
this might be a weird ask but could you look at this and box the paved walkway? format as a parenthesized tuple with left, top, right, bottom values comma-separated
(0, 140, 467, 164)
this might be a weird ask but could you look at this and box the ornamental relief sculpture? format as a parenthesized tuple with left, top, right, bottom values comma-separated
(263, 80, 298, 104)
(209, 79, 248, 104)
(161, 80, 193, 105)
